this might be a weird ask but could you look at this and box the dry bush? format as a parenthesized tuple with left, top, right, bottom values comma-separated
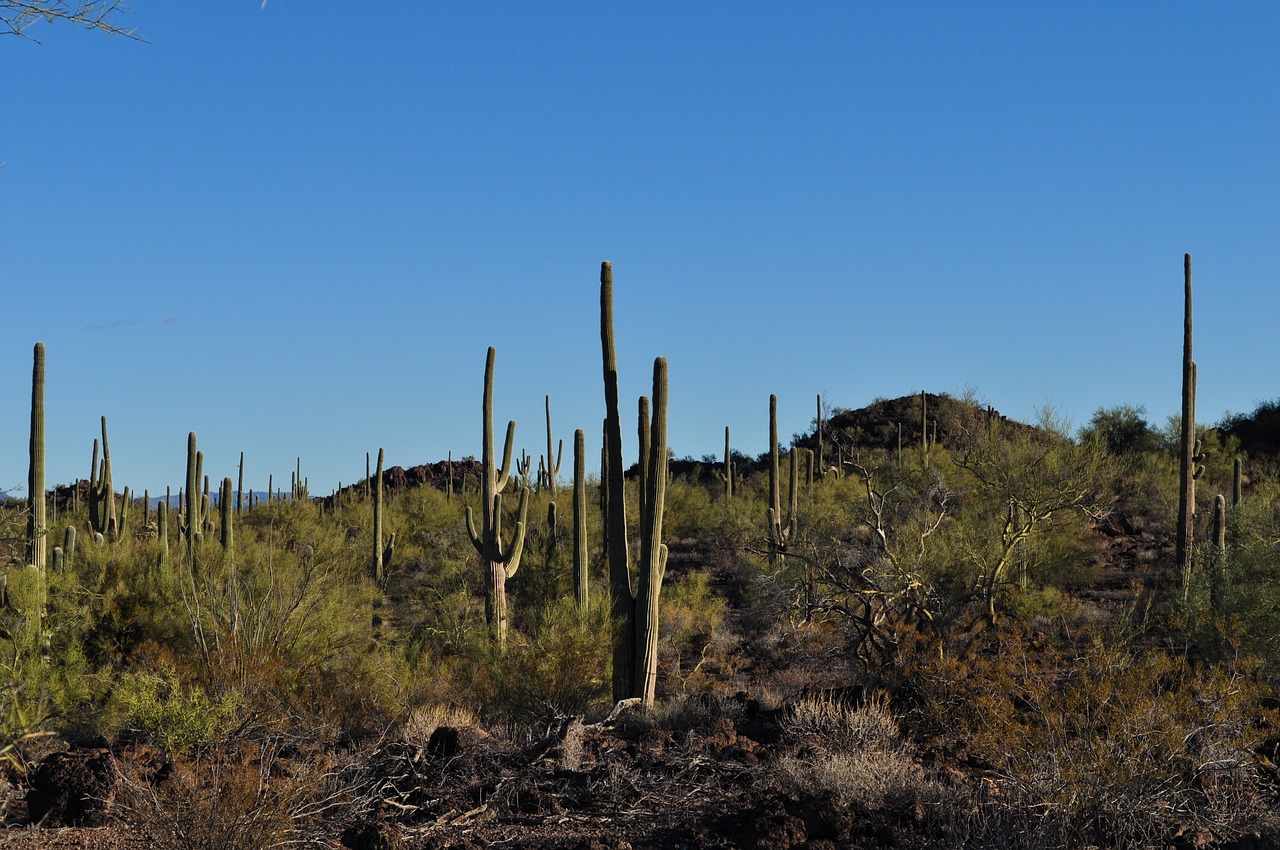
(116, 739, 345, 850)
(775, 696, 932, 813)
(901, 629, 1280, 849)
(398, 702, 481, 744)
(782, 691, 900, 752)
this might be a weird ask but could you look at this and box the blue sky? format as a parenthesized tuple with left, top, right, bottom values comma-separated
(4, 3, 1278, 496)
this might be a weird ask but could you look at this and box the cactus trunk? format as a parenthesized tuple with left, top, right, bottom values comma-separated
(27, 343, 47, 570)
(1176, 254, 1195, 593)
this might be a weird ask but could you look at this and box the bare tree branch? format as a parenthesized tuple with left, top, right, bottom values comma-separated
(3, 1, 140, 43)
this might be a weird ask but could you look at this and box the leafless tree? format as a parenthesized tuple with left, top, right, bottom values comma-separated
(3, 1, 138, 42)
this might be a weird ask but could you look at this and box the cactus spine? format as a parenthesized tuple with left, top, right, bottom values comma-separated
(600, 262, 669, 708)
(27, 342, 47, 570)
(464, 347, 528, 644)
(1176, 253, 1196, 593)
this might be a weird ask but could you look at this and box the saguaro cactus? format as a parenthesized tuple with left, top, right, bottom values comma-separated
(464, 347, 529, 644)
(600, 261, 670, 708)
(220, 477, 234, 549)
(544, 395, 563, 498)
(28, 342, 46, 570)
(185, 432, 199, 554)
(372, 447, 385, 583)
(815, 394, 824, 481)
(1176, 253, 1195, 592)
(767, 395, 798, 563)
(722, 426, 734, 500)
(572, 428, 588, 610)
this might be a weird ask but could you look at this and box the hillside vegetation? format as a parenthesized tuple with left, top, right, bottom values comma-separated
(5, 262, 1280, 849)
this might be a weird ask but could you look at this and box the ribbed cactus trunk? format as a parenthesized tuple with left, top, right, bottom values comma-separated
(815, 394, 824, 481)
(573, 428, 589, 610)
(766, 395, 796, 563)
(185, 432, 199, 556)
(28, 343, 47, 570)
(464, 347, 528, 645)
(373, 447, 385, 583)
(157, 501, 169, 571)
(634, 357, 669, 708)
(100, 417, 118, 541)
(723, 426, 734, 500)
(600, 262, 670, 709)
(220, 477, 233, 549)
(237, 452, 245, 513)
(1176, 254, 1195, 593)
(545, 395, 562, 499)
(601, 262, 635, 702)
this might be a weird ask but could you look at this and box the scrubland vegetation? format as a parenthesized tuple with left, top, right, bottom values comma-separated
(4, 262, 1280, 849)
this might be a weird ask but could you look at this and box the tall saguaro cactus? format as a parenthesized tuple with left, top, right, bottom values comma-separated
(544, 395, 563, 498)
(372, 447, 385, 583)
(220, 477, 234, 549)
(815, 394, 824, 481)
(634, 358, 669, 707)
(1176, 253, 1196, 591)
(572, 428, 589, 610)
(600, 261, 670, 708)
(28, 342, 46, 570)
(767, 395, 797, 563)
(464, 347, 529, 644)
(185, 432, 200, 555)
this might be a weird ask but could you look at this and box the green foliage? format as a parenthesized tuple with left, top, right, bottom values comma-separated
(110, 665, 242, 757)
(1080, 403, 1159, 455)
(478, 596, 613, 723)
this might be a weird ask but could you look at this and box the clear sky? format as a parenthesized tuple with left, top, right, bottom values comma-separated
(4, 3, 1278, 497)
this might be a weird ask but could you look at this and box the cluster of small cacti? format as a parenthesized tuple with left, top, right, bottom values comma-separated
(88, 417, 118, 541)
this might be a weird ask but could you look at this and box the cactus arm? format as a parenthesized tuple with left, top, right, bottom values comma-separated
(465, 506, 485, 555)
(504, 486, 531, 579)
(495, 420, 516, 493)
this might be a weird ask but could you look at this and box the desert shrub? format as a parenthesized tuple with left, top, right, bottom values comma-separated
(774, 696, 931, 813)
(116, 738, 343, 850)
(1183, 478, 1280, 664)
(782, 692, 899, 752)
(480, 597, 612, 724)
(399, 702, 482, 745)
(658, 569, 729, 692)
(902, 630, 1277, 848)
(110, 665, 242, 758)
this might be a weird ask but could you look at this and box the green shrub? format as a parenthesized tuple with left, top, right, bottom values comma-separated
(111, 665, 242, 757)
